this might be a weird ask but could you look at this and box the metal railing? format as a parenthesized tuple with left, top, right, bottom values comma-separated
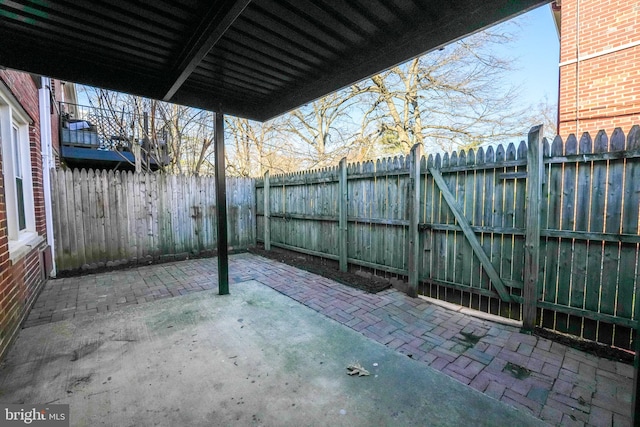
(59, 102, 171, 169)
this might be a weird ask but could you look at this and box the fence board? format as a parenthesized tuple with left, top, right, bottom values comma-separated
(580, 132, 601, 339)
(599, 129, 625, 345)
(617, 126, 640, 348)
(481, 147, 495, 301)
(52, 170, 255, 272)
(491, 145, 506, 315)
(65, 169, 78, 268)
(53, 169, 67, 270)
(72, 171, 85, 266)
(511, 152, 526, 318)
(105, 170, 115, 262)
(541, 136, 564, 329)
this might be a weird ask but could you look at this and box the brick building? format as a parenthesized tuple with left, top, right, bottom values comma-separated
(556, 0, 640, 136)
(0, 69, 60, 360)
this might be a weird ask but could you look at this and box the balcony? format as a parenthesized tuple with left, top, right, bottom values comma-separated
(59, 102, 171, 171)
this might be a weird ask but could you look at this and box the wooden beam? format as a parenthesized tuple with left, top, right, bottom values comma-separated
(163, 0, 252, 100)
(338, 158, 348, 272)
(523, 125, 543, 331)
(536, 301, 637, 329)
(214, 112, 229, 295)
(407, 144, 422, 297)
(429, 167, 513, 303)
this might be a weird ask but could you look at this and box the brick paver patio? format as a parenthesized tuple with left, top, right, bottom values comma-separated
(24, 253, 633, 426)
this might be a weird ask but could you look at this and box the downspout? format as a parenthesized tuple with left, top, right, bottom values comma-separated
(39, 76, 56, 277)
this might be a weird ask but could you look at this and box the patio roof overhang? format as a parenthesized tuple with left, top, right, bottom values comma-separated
(0, 0, 548, 122)
(0, 1, 549, 293)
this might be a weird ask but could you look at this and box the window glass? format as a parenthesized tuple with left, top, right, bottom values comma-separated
(13, 125, 26, 230)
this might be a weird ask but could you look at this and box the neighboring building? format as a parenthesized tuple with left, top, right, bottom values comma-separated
(556, 0, 640, 136)
(0, 69, 58, 360)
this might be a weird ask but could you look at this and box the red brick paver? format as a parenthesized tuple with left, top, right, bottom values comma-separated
(24, 253, 633, 426)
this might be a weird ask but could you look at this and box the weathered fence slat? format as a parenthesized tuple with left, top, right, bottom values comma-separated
(619, 127, 640, 348)
(599, 129, 625, 345)
(500, 143, 517, 317)
(574, 133, 596, 338)
(480, 147, 496, 308)
(541, 136, 563, 330)
(73, 170, 85, 266)
(491, 145, 507, 315)
(52, 170, 255, 272)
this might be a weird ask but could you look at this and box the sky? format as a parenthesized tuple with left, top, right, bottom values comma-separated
(500, 4, 560, 109)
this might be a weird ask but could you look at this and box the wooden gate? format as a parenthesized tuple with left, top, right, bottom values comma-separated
(413, 129, 541, 326)
(416, 126, 640, 349)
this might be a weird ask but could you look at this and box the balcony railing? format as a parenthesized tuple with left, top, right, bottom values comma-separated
(59, 102, 171, 170)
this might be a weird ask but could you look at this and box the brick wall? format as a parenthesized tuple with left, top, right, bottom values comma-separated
(0, 70, 49, 361)
(558, 0, 640, 136)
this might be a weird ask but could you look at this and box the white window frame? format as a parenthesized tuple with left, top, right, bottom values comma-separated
(0, 82, 38, 260)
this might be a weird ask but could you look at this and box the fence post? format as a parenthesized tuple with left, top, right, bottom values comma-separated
(407, 143, 422, 297)
(523, 125, 543, 331)
(263, 171, 271, 251)
(338, 158, 348, 272)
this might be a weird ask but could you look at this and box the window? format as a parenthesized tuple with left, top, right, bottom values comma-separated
(12, 125, 26, 231)
(1, 82, 37, 258)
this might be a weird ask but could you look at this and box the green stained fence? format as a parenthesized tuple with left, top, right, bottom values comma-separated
(257, 126, 640, 350)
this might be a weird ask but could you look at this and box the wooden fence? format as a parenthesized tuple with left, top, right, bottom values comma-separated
(52, 169, 255, 272)
(256, 126, 640, 350)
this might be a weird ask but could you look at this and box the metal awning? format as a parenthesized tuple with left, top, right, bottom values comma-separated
(0, 0, 547, 122)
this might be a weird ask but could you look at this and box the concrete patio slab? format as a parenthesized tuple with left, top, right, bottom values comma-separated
(7, 253, 635, 426)
(0, 280, 545, 427)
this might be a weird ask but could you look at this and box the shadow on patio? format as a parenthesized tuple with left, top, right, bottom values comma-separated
(3, 253, 633, 426)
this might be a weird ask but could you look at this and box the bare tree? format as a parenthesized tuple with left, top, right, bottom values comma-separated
(77, 16, 550, 176)
(528, 96, 558, 140)
(268, 18, 540, 165)
(281, 91, 366, 169)
(352, 23, 532, 154)
(155, 105, 216, 175)
(225, 116, 302, 176)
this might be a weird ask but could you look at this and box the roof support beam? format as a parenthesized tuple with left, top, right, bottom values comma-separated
(163, 0, 252, 101)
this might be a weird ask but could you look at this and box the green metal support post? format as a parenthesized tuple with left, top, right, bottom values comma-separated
(215, 111, 229, 295)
